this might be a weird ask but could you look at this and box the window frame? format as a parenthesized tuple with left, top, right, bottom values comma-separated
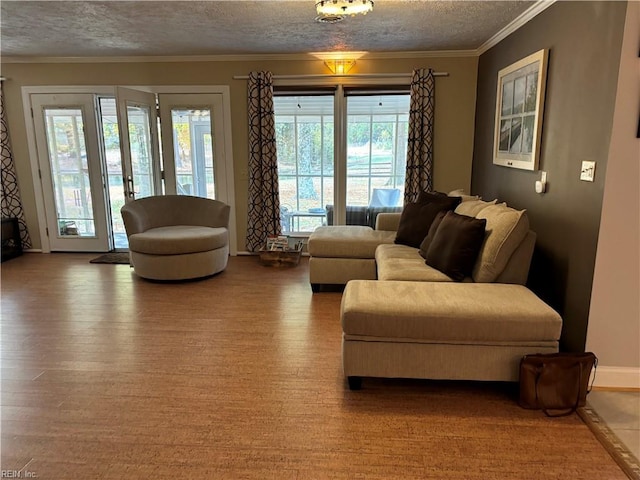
(273, 78, 411, 233)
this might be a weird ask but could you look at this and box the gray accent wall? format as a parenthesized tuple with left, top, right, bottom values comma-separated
(471, 2, 627, 352)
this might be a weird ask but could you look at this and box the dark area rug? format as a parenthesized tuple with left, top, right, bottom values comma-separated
(89, 252, 130, 264)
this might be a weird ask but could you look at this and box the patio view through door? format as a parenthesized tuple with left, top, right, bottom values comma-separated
(31, 94, 111, 252)
(158, 93, 228, 200)
(115, 87, 162, 202)
(31, 90, 163, 252)
(112, 87, 163, 249)
(28, 88, 233, 253)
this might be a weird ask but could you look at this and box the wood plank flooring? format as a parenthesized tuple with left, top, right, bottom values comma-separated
(0, 253, 628, 479)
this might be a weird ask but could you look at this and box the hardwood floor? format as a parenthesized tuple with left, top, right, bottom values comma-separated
(0, 253, 628, 479)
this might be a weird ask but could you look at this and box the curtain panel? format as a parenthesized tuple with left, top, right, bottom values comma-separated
(0, 83, 31, 249)
(404, 68, 435, 204)
(246, 71, 281, 252)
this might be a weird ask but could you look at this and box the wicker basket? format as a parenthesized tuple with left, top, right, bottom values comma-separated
(258, 248, 302, 267)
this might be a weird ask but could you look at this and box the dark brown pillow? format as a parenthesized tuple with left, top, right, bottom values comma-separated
(425, 211, 487, 282)
(419, 210, 447, 259)
(417, 190, 457, 205)
(394, 194, 461, 248)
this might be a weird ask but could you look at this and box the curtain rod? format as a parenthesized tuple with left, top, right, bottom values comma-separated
(233, 72, 448, 80)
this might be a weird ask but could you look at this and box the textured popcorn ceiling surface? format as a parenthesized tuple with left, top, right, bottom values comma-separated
(1, 1, 535, 57)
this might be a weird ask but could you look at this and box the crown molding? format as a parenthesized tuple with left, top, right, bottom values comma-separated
(362, 50, 477, 59)
(477, 0, 557, 55)
(1, 49, 477, 65)
(1, 53, 313, 64)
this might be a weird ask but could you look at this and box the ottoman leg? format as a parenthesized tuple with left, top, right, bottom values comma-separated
(347, 376, 362, 390)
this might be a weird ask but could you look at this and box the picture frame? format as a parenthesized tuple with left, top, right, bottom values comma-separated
(493, 49, 549, 171)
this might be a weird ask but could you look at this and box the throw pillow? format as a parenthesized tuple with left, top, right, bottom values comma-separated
(394, 194, 461, 248)
(454, 199, 498, 217)
(448, 189, 480, 202)
(419, 210, 447, 259)
(425, 211, 487, 282)
(416, 190, 453, 204)
(472, 203, 529, 282)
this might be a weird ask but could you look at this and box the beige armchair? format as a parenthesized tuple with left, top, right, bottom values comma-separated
(121, 195, 230, 281)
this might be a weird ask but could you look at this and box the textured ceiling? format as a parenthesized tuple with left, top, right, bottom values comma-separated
(1, 1, 536, 58)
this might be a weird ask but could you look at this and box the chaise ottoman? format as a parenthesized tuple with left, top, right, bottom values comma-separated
(341, 280, 562, 389)
(307, 226, 395, 291)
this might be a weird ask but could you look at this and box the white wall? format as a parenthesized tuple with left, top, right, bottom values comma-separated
(586, 1, 640, 388)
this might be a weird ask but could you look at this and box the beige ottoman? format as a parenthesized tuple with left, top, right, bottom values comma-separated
(341, 280, 562, 389)
(307, 226, 395, 291)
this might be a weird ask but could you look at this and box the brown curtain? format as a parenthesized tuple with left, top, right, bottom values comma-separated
(1, 82, 31, 249)
(404, 68, 435, 204)
(246, 71, 281, 252)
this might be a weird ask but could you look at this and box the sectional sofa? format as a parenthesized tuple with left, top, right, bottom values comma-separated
(307, 193, 563, 389)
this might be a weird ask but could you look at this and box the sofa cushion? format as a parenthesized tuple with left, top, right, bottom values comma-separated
(473, 203, 530, 283)
(341, 280, 562, 343)
(425, 212, 487, 282)
(454, 199, 497, 217)
(129, 225, 228, 255)
(394, 193, 461, 248)
(376, 244, 454, 282)
(308, 226, 395, 259)
(419, 210, 447, 259)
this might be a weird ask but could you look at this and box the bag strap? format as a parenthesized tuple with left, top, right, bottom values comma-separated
(535, 361, 583, 417)
(586, 356, 598, 394)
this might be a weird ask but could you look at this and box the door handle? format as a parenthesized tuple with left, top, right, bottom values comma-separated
(126, 175, 135, 198)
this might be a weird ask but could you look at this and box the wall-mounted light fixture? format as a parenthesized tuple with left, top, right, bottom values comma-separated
(311, 51, 366, 75)
(324, 59, 356, 74)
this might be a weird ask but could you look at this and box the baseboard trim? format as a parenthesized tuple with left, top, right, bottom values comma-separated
(593, 366, 640, 389)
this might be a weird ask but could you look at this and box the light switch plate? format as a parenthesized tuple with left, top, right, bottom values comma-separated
(580, 161, 596, 182)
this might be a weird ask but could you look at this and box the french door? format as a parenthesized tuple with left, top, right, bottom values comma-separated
(31, 90, 163, 252)
(116, 87, 162, 201)
(31, 94, 111, 251)
(28, 87, 234, 253)
(158, 93, 228, 200)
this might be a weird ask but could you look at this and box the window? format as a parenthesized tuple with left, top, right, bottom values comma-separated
(274, 95, 334, 233)
(346, 93, 409, 207)
(274, 89, 410, 234)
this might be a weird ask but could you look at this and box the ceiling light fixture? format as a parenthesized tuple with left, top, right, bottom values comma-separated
(316, 0, 374, 17)
(324, 59, 356, 75)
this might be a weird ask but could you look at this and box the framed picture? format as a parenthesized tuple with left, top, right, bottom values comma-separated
(493, 49, 549, 170)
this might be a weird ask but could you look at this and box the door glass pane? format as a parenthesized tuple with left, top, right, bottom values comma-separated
(127, 104, 154, 198)
(98, 98, 128, 249)
(274, 95, 333, 233)
(43, 108, 96, 237)
(346, 95, 409, 225)
(171, 108, 215, 199)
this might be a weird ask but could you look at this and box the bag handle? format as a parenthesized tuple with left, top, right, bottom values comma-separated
(535, 361, 583, 417)
(586, 356, 598, 394)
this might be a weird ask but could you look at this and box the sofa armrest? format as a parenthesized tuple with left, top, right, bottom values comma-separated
(375, 212, 402, 232)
